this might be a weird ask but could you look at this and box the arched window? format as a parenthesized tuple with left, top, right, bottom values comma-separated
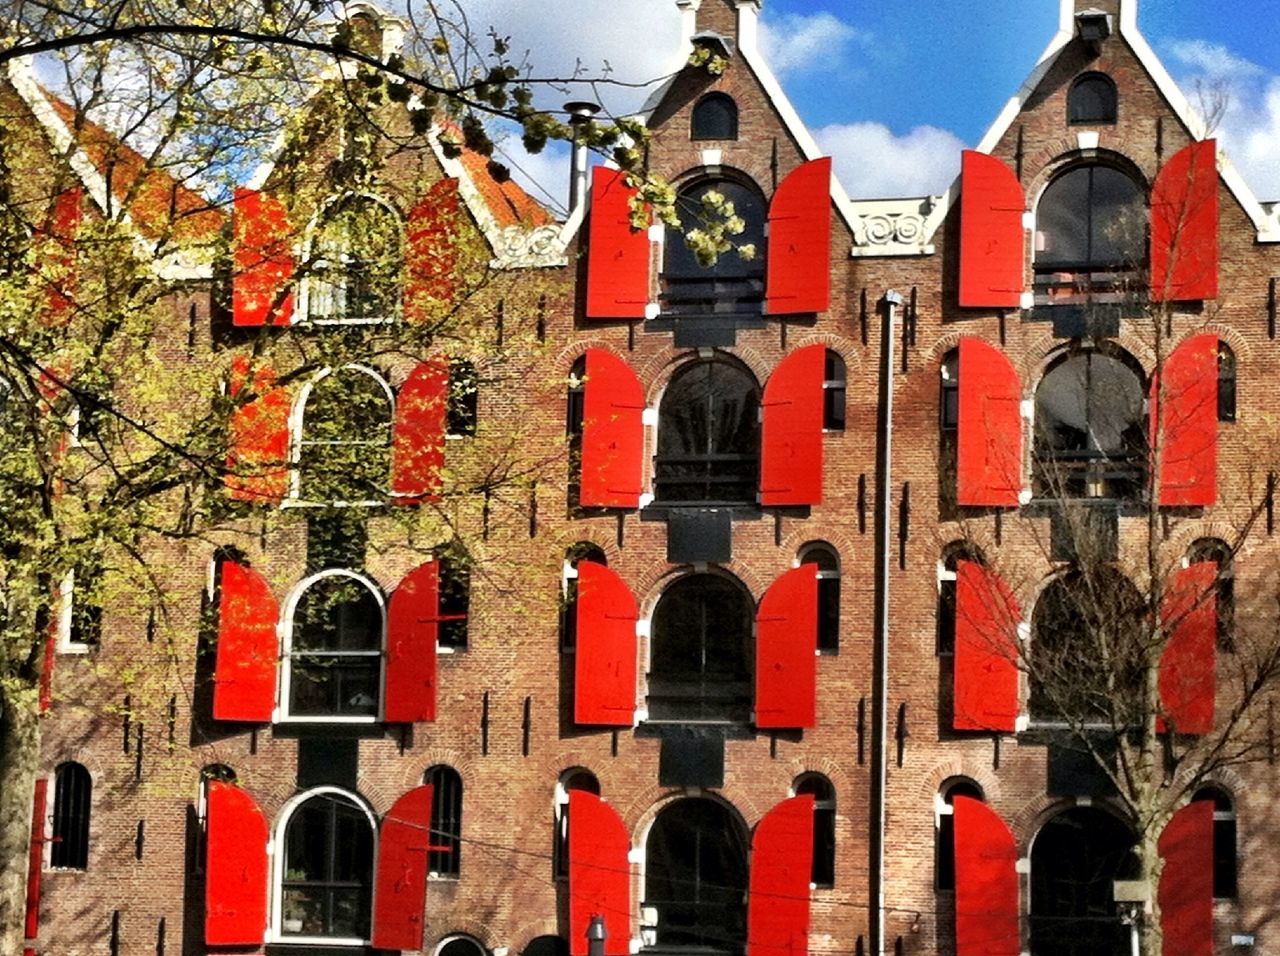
(438, 554, 470, 650)
(691, 93, 738, 141)
(285, 572, 383, 719)
(1030, 568, 1146, 722)
(1068, 73, 1118, 124)
(935, 542, 984, 655)
(823, 350, 847, 431)
(552, 768, 601, 879)
(438, 936, 489, 956)
(644, 798, 748, 951)
(560, 542, 607, 651)
(1218, 341, 1236, 422)
(648, 573, 754, 723)
(1030, 807, 1138, 956)
(447, 359, 478, 437)
(794, 773, 836, 888)
(278, 789, 375, 940)
(934, 778, 983, 891)
(1033, 348, 1147, 500)
(655, 358, 760, 505)
(799, 542, 841, 653)
(938, 349, 960, 505)
(1188, 538, 1234, 651)
(661, 177, 766, 317)
(51, 762, 91, 870)
(296, 365, 393, 503)
(426, 765, 463, 877)
(306, 194, 402, 323)
(1193, 786, 1237, 898)
(1034, 163, 1145, 308)
(566, 356, 586, 507)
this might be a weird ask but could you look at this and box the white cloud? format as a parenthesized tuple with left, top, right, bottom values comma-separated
(814, 122, 965, 199)
(758, 12, 870, 77)
(1165, 38, 1280, 200)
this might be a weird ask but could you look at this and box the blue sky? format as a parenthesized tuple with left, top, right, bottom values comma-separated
(476, 0, 1280, 211)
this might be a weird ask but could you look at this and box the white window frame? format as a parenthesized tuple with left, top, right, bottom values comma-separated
(299, 192, 403, 326)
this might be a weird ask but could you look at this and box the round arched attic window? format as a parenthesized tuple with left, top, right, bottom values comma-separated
(1068, 72, 1118, 124)
(691, 93, 739, 140)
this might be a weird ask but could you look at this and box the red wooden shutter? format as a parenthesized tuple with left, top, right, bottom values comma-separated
(765, 158, 832, 315)
(580, 348, 645, 508)
(1151, 140, 1218, 302)
(1158, 801, 1214, 956)
(225, 357, 291, 504)
(760, 344, 824, 506)
(232, 187, 294, 327)
(39, 187, 82, 324)
(212, 559, 278, 722)
(405, 177, 461, 323)
(958, 151, 1024, 308)
(957, 337, 1022, 507)
(585, 167, 649, 319)
(391, 360, 448, 504)
(953, 796, 1020, 956)
(1151, 333, 1217, 506)
(1159, 561, 1216, 735)
(385, 561, 439, 723)
(568, 791, 631, 956)
(574, 561, 637, 726)
(205, 781, 268, 946)
(24, 778, 47, 944)
(372, 785, 433, 951)
(953, 560, 1021, 732)
(756, 564, 818, 729)
(746, 794, 814, 956)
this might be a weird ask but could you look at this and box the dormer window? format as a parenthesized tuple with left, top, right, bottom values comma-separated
(1068, 73, 1118, 124)
(691, 93, 738, 141)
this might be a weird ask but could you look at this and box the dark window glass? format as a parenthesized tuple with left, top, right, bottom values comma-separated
(800, 543, 841, 653)
(939, 350, 960, 510)
(655, 360, 760, 504)
(824, 350, 846, 431)
(553, 769, 601, 879)
(644, 798, 748, 954)
(661, 179, 766, 317)
(523, 937, 569, 956)
(438, 556, 470, 649)
(281, 793, 374, 939)
(795, 774, 836, 888)
(1037, 165, 1145, 271)
(648, 574, 753, 723)
(448, 359, 478, 437)
(560, 543, 607, 652)
(691, 93, 738, 140)
(51, 762, 91, 869)
(426, 765, 463, 877)
(1030, 568, 1146, 722)
(307, 195, 402, 322)
(1218, 341, 1236, 422)
(1188, 538, 1234, 651)
(1068, 73, 1118, 124)
(566, 357, 586, 509)
(1193, 787, 1237, 898)
(289, 576, 381, 717)
(936, 543, 983, 656)
(1033, 350, 1147, 500)
(298, 367, 392, 502)
(439, 939, 487, 956)
(935, 779, 983, 891)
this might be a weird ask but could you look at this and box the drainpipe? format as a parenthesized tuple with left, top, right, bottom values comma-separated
(565, 101, 600, 215)
(871, 290, 903, 956)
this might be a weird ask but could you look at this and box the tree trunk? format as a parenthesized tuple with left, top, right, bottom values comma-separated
(0, 682, 42, 953)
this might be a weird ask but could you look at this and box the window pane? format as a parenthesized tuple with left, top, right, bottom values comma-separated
(655, 361, 760, 504)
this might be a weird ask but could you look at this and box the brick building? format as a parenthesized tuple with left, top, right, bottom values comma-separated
(14, 1, 1280, 955)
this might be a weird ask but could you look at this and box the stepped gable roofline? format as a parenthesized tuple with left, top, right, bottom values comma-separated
(921, 0, 1280, 245)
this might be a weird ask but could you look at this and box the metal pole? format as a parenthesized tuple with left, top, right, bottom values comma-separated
(587, 914, 606, 956)
(871, 290, 902, 956)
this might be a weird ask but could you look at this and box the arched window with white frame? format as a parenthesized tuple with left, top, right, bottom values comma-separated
(552, 767, 600, 879)
(294, 364, 394, 504)
(793, 772, 836, 888)
(798, 542, 840, 653)
(282, 570, 384, 720)
(305, 193, 403, 323)
(274, 787, 376, 943)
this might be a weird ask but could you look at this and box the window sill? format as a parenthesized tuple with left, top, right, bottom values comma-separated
(281, 498, 386, 510)
(56, 643, 95, 656)
(274, 715, 378, 725)
(427, 873, 460, 882)
(269, 934, 370, 947)
(304, 315, 396, 327)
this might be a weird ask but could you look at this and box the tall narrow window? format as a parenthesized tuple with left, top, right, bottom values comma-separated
(661, 178, 766, 318)
(559, 543, 607, 652)
(1218, 341, 1236, 422)
(936, 543, 984, 655)
(566, 356, 586, 508)
(794, 773, 836, 888)
(59, 563, 102, 651)
(799, 542, 840, 653)
(438, 555, 470, 650)
(286, 572, 383, 719)
(447, 359, 478, 437)
(935, 778, 983, 890)
(296, 365, 394, 503)
(1188, 538, 1234, 651)
(1193, 787, 1237, 899)
(306, 194, 402, 323)
(51, 762, 91, 869)
(279, 790, 375, 940)
(1068, 73, 1118, 124)
(426, 765, 463, 878)
(939, 350, 959, 506)
(552, 768, 600, 879)
(691, 93, 738, 141)
(823, 350, 847, 432)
